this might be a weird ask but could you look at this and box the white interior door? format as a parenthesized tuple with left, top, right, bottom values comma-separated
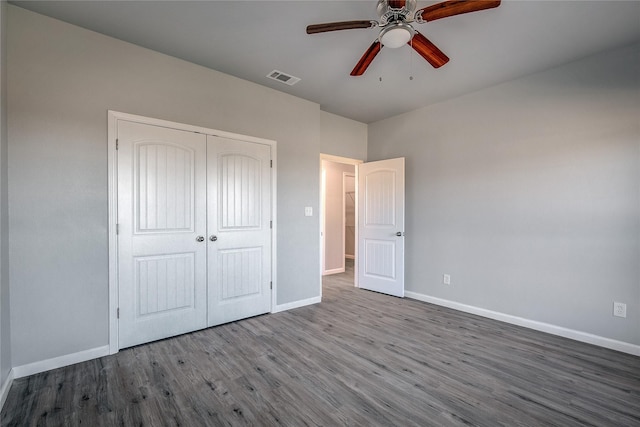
(117, 120, 208, 348)
(207, 136, 272, 326)
(357, 158, 405, 297)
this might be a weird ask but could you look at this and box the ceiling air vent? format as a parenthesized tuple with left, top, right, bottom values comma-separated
(267, 70, 301, 86)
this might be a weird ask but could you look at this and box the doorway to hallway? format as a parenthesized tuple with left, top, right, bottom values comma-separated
(320, 154, 362, 292)
(319, 154, 405, 298)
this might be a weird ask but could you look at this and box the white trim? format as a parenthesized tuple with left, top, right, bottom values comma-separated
(0, 369, 14, 412)
(108, 111, 275, 146)
(272, 296, 321, 313)
(323, 267, 345, 276)
(319, 158, 325, 297)
(12, 346, 110, 379)
(405, 291, 640, 356)
(354, 165, 359, 287)
(107, 112, 119, 354)
(270, 145, 278, 317)
(320, 154, 363, 166)
(108, 111, 277, 353)
(340, 172, 347, 271)
(345, 254, 355, 260)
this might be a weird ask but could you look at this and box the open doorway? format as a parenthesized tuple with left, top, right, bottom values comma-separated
(320, 154, 362, 292)
(344, 173, 355, 263)
(320, 154, 405, 298)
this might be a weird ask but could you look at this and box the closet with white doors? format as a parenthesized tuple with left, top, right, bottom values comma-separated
(113, 115, 274, 349)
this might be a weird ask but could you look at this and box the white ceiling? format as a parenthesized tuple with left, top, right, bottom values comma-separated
(11, 0, 640, 123)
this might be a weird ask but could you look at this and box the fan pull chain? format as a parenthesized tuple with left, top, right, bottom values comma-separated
(409, 37, 414, 81)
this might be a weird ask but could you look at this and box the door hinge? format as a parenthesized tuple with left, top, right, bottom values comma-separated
(117, 307, 120, 319)
(270, 160, 273, 168)
(116, 223, 119, 235)
(270, 281, 272, 290)
(270, 220, 272, 229)
(116, 139, 119, 150)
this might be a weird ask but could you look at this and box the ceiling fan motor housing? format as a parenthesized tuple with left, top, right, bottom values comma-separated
(377, 0, 417, 48)
(377, 0, 417, 24)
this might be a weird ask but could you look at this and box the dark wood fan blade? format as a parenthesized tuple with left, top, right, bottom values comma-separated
(350, 41, 382, 76)
(416, 0, 501, 22)
(409, 32, 449, 68)
(306, 20, 376, 34)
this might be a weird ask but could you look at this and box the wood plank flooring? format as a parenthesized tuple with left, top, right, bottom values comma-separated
(3, 263, 639, 426)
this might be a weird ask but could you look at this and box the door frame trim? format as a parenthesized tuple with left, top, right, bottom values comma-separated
(107, 111, 277, 354)
(343, 172, 356, 261)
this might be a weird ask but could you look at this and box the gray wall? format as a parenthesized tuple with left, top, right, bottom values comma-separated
(368, 43, 640, 345)
(0, 0, 10, 389)
(320, 111, 367, 161)
(6, 5, 365, 367)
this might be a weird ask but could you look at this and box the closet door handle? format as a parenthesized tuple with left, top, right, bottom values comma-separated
(210, 235, 218, 242)
(196, 236, 205, 242)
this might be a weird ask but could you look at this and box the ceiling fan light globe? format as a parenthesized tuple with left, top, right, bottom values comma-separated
(379, 23, 413, 48)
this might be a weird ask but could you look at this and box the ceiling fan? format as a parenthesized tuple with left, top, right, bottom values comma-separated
(306, 0, 501, 76)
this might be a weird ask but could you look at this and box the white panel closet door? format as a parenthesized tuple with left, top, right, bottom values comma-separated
(357, 158, 405, 297)
(117, 120, 207, 348)
(207, 136, 272, 326)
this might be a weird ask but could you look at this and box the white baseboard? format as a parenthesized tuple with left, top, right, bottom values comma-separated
(345, 255, 355, 260)
(405, 291, 640, 357)
(12, 345, 110, 379)
(9, 296, 320, 380)
(322, 267, 345, 276)
(0, 368, 14, 412)
(273, 296, 321, 313)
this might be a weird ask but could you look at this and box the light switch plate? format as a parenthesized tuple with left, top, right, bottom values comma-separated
(305, 207, 313, 217)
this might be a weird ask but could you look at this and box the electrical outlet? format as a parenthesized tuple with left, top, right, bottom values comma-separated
(443, 274, 451, 285)
(613, 302, 627, 318)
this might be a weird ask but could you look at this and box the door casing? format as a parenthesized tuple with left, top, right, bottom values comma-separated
(107, 111, 277, 354)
